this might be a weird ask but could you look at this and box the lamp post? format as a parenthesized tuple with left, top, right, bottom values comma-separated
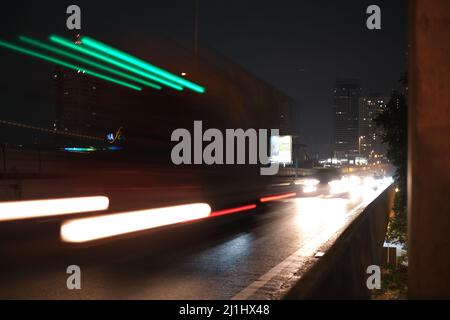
(194, 0, 199, 64)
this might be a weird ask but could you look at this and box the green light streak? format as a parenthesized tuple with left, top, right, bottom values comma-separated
(0, 40, 142, 91)
(19, 36, 161, 90)
(81, 36, 205, 94)
(50, 35, 183, 91)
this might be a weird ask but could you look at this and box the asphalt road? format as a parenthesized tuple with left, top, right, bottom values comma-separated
(0, 177, 388, 300)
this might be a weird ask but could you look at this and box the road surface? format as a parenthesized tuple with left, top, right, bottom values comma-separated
(0, 175, 391, 299)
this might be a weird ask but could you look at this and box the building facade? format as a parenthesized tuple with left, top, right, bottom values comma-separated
(333, 80, 362, 158)
(358, 96, 388, 158)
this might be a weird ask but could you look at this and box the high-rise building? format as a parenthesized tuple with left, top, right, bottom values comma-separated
(50, 33, 104, 136)
(333, 80, 362, 158)
(358, 96, 388, 157)
(52, 66, 100, 135)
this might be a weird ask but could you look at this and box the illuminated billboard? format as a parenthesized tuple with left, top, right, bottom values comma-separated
(270, 135, 292, 164)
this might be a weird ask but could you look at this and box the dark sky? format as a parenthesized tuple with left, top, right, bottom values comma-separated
(0, 0, 407, 156)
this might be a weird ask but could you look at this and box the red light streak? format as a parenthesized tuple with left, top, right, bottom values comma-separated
(209, 204, 257, 218)
(260, 192, 297, 203)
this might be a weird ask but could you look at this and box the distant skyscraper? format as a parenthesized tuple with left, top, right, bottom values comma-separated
(358, 96, 388, 157)
(52, 66, 100, 135)
(333, 80, 362, 158)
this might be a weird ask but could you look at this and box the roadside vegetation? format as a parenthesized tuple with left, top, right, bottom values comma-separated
(372, 74, 408, 299)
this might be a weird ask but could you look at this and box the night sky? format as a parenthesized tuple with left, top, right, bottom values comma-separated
(0, 0, 407, 157)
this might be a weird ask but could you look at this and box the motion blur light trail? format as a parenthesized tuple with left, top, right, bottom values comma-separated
(19, 36, 162, 90)
(0, 40, 142, 91)
(294, 178, 319, 193)
(328, 175, 362, 195)
(260, 192, 297, 203)
(63, 147, 97, 153)
(61, 203, 211, 243)
(328, 175, 394, 202)
(63, 146, 123, 153)
(50, 35, 183, 91)
(209, 204, 257, 218)
(1, 34, 204, 91)
(81, 36, 206, 93)
(294, 178, 320, 186)
(0, 196, 109, 222)
(302, 186, 317, 193)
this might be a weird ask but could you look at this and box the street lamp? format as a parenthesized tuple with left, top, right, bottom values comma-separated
(194, 0, 199, 64)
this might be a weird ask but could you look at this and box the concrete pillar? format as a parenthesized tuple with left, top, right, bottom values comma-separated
(409, 0, 450, 298)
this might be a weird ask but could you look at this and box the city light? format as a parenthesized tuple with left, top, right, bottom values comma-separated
(295, 178, 320, 186)
(81, 36, 206, 93)
(61, 203, 211, 243)
(0, 196, 109, 222)
(63, 147, 97, 153)
(0, 40, 142, 91)
(303, 186, 318, 193)
(328, 179, 349, 195)
(363, 176, 376, 187)
(19, 36, 162, 90)
(63, 146, 123, 153)
(295, 178, 320, 193)
(328, 175, 361, 195)
(293, 197, 349, 256)
(49, 35, 183, 91)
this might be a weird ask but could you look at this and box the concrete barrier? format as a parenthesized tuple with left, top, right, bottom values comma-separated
(283, 184, 394, 299)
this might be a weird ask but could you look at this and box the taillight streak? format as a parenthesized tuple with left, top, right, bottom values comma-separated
(260, 192, 297, 203)
(209, 204, 257, 218)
